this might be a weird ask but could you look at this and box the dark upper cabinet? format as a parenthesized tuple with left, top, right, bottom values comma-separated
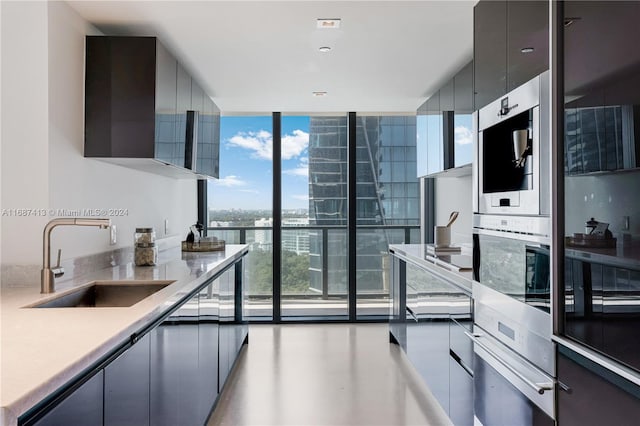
(85, 36, 220, 178)
(197, 95, 221, 178)
(453, 61, 474, 168)
(506, 1, 549, 92)
(564, 1, 640, 174)
(33, 372, 104, 426)
(473, 0, 548, 110)
(473, 0, 507, 110)
(440, 78, 455, 111)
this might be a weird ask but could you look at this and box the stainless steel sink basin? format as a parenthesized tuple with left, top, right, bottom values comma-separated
(29, 280, 175, 308)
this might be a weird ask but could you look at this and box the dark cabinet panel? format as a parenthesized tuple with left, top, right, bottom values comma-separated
(197, 280, 219, 424)
(448, 357, 473, 426)
(506, 1, 548, 92)
(474, 0, 548, 109)
(454, 61, 474, 114)
(33, 372, 104, 426)
(557, 345, 640, 426)
(104, 334, 150, 426)
(85, 36, 220, 178)
(473, 0, 507, 110)
(440, 78, 455, 111)
(196, 95, 221, 178)
(150, 292, 200, 426)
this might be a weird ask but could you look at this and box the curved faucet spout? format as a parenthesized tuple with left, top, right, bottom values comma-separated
(41, 218, 112, 293)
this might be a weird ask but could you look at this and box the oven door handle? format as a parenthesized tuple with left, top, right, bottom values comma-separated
(464, 331, 554, 395)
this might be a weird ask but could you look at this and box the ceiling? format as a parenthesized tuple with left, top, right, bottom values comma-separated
(68, 1, 475, 114)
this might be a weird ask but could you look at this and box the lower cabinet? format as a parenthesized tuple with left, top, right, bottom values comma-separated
(32, 371, 104, 426)
(105, 334, 151, 426)
(21, 256, 248, 426)
(557, 344, 640, 426)
(391, 260, 473, 426)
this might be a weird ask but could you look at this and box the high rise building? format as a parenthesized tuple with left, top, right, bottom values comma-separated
(307, 115, 419, 295)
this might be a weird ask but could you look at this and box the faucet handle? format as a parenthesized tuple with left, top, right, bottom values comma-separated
(52, 248, 65, 278)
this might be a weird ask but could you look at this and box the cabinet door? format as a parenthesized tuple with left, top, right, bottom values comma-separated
(453, 62, 474, 168)
(33, 371, 104, 426)
(416, 101, 429, 177)
(196, 95, 221, 178)
(506, 1, 548, 92)
(426, 91, 443, 175)
(174, 63, 192, 168)
(218, 270, 233, 390)
(473, 0, 507, 110)
(406, 321, 450, 413)
(150, 291, 200, 426)
(449, 357, 473, 426)
(557, 345, 640, 426)
(104, 334, 150, 426)
(197, 280, 220, 424)
(154, 40, 177, 164)
(440, 78, 455, 112)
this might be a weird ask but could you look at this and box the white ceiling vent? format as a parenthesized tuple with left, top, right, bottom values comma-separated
(317, 18, 341, 29)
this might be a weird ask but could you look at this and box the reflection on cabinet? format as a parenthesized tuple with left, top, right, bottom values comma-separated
(85, 36, 220, 179)
(557, 344, 640, 426)
(32, 372, 104, 426)
(417, 61, 474, 177)
(473, 0, 548, 110)
(390, 255, 473, 426)
(104, 334, 150, 426)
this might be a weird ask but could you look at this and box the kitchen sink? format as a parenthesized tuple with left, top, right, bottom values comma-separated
(29, 280, 175, 308)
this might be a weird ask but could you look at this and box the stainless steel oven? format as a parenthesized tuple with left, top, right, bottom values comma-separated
(467, 326, 555, 426)
(472, 214, 554, 376)
(474, 71, 550, 216)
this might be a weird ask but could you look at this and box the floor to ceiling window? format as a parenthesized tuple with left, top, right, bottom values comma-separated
(207, 113, 424, 321)
(207, 115, 273, 320)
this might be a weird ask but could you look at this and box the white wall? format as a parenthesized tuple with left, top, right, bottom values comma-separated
(434, 174, 472, 245)
(1, 1, 196, 268)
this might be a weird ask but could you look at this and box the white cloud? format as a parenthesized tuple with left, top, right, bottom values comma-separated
(282, 130, 309, 160)
(226, 129, 309, 161)
(284, 156, 309, 177)
(239, 189, 259, 194)
(213, 175, 246, 187)
(455, 126, 473, 145)
(291, 194, 309, 201)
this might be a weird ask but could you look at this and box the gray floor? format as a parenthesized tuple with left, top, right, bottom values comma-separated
(208, 323, 452, 426)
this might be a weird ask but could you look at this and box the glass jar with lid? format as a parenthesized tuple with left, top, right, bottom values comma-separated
(134, 227, 157, 266)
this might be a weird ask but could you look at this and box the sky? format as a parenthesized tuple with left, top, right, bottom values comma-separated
(208, 115, 311, 211)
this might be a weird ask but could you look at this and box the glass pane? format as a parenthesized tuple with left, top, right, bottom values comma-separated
(281, 115, 348, 319)
(208, 115, 273, 320)
(355, 115, 420, 318)
(454, 113, 473, 167)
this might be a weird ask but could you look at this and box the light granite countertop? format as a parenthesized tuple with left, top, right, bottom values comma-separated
(0, 244, 248, 426)
(388, 243, 473, 295)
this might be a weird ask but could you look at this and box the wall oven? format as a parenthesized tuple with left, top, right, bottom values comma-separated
(475, 71, 550, 216)
(472, 214, 554, 375)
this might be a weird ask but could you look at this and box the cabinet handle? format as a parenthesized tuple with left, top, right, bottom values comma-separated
(464, 331, 554, 395)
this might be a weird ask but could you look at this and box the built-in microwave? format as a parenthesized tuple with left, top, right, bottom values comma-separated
(474, 71, 550, 216)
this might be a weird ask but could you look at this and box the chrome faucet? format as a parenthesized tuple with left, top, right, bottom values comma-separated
(41, 218, 111, 293)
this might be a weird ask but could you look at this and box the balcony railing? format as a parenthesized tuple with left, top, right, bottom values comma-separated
(207, 224, 420, 319)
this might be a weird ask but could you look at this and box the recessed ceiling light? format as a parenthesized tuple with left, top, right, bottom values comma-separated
(317, 18, 341, 29)
(312, 91, 328, 97)
(521, 47, 534, 53)
(318, 46, 332, 53)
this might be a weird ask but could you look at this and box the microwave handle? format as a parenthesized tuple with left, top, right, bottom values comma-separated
(465, 331, 554, 395)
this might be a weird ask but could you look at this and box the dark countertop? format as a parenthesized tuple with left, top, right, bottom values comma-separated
(566, 239, 640, 269)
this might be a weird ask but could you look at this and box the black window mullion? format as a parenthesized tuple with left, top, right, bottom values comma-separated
(348, 112, 357, 321)
(197, 179, 207, 237)
(272, 112, 282, 322)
